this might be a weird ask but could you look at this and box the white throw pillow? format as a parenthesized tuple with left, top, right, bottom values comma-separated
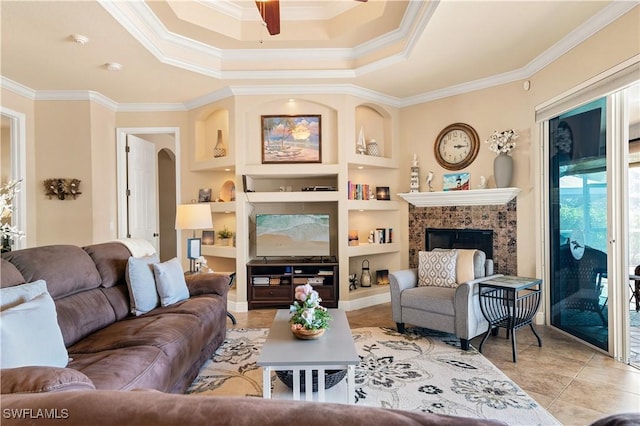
(418, 250, 458, 288)
(0, 279, 47, 311)
(0, 283, 69, 369)
(126, 254, 160, 316)
(153, 257, 189, 307)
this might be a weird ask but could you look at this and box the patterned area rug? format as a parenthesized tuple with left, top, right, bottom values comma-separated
(187, 327, 559, 425)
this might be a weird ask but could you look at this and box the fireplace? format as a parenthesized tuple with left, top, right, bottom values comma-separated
(426, 228, 493, 259)
(408, 201, 517, 275)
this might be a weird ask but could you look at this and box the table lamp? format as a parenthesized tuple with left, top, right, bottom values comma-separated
(175, 203, 213, 272)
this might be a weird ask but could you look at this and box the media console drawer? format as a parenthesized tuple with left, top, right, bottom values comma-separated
(252, 286, 291, 300)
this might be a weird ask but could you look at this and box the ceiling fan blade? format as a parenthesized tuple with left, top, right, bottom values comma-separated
(255, 0, 280, 36)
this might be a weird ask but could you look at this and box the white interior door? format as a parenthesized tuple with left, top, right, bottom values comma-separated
(126, 134, 158, 252)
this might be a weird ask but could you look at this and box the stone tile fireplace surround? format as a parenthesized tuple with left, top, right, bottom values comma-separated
(408, 200, 517, 275)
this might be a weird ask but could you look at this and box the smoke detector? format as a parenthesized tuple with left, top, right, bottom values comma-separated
(70, 34, 89, 45)
(105, 62, 122, 72)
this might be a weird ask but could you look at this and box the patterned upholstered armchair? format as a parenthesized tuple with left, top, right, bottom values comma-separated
(389, 249, 496, 350)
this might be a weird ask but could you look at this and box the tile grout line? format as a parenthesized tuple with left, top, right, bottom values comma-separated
(546, 351, 595, 409)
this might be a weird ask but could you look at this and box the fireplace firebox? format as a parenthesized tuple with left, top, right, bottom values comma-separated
(425, 228, 494, 260)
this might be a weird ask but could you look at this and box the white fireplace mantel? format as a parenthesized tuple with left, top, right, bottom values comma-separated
(397, 187, 521, 208)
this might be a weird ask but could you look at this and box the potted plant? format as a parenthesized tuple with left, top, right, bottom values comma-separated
(217, 226, 233, 246)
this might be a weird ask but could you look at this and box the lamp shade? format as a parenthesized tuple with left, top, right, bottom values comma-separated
(175, 204, 213, 230)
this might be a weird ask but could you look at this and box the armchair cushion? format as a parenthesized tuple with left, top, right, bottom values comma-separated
(418, 250, 458, 288)
(401, 286, 456, 316)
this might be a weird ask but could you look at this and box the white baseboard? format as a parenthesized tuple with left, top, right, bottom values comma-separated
(228, 300, 248, 313)
(535, 311, 545, 325)
(338, 292, 391, 311)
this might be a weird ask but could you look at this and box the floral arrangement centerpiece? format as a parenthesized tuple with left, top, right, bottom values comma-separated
(485, 129, 519, 155)
(1, 180, 25, 247)
(289, 284, 331, 339)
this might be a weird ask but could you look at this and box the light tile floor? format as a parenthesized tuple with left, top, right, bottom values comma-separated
(229, 303, 640, 426)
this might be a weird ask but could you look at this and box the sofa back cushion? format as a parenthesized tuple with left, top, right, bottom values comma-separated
(84, 242, 132, 321)
(55, 289, 117, 347)
(0, 258, 26, 288)
(2, 245, 102, 299)
(83, 243, 131, 288)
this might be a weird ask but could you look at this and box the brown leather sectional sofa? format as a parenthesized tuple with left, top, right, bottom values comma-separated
(0, 242, 231, 394)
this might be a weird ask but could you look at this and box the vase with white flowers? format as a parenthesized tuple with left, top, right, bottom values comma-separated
(289, 284, 331, 339)
(485, 129, 519, 188)
(1, 180, 25, 252)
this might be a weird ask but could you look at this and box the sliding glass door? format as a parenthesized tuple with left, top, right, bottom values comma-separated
(548, 98, 609, 351)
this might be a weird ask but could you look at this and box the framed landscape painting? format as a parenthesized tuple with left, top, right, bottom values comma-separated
(443, 172, 470, 191)
(261, 115, 321, 164)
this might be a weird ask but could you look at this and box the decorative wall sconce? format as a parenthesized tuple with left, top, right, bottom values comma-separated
(43, 178, 82, 200)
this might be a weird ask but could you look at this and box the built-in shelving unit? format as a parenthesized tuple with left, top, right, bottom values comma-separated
(187, 96, 405, 313)
(397, 187, 520, 207)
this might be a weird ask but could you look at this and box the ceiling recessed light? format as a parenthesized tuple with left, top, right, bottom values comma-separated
(70, 34, 89, 45)
(105, 62, 122, 71)
(357, 166, 364, 169)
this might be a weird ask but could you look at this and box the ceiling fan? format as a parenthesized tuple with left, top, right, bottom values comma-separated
(255, 0, 367, 36)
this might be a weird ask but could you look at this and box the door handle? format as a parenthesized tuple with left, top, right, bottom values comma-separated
(153, 233, 159, 237)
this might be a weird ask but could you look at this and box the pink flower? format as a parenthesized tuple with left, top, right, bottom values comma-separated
(294, 284, 313, 302)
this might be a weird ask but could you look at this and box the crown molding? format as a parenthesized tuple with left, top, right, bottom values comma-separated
(2, 2, 635, 112)
(399, 0, 638, 107)
(99, 0, 436, 79)
(1, 77, 36, 100)
(34, 90, 118, 111)
(182, 86, 236, 110)
(522, 1, 639, 79)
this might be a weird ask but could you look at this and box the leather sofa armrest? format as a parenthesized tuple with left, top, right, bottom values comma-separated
(1, 367, 95, 394)
(185, 273, 231, 297)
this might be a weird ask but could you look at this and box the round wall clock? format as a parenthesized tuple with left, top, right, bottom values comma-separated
(434, 123, 480, 170)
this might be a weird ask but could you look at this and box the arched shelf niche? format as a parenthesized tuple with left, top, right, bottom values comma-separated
(355, 103, 392, 160)
(193, 107, 230, 168)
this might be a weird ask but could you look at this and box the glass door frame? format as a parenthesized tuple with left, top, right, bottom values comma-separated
(537, 70, 637, 362)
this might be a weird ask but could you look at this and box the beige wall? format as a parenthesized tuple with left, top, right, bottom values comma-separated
(89, 102, 117, 244)
(35, 101, 93, 246)
(400, 82, 536, 274)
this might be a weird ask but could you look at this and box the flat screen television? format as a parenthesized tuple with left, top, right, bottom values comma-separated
(255, 214, 330, 258)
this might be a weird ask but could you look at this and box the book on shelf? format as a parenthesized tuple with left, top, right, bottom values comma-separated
(318, 270, 334, 275)
(347, 181, 371, 200)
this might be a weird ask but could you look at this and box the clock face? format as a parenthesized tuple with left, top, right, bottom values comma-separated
(434, 123, 479, 171)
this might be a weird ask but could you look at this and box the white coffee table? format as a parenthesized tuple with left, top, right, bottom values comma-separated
(256, 309, 359, 404)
